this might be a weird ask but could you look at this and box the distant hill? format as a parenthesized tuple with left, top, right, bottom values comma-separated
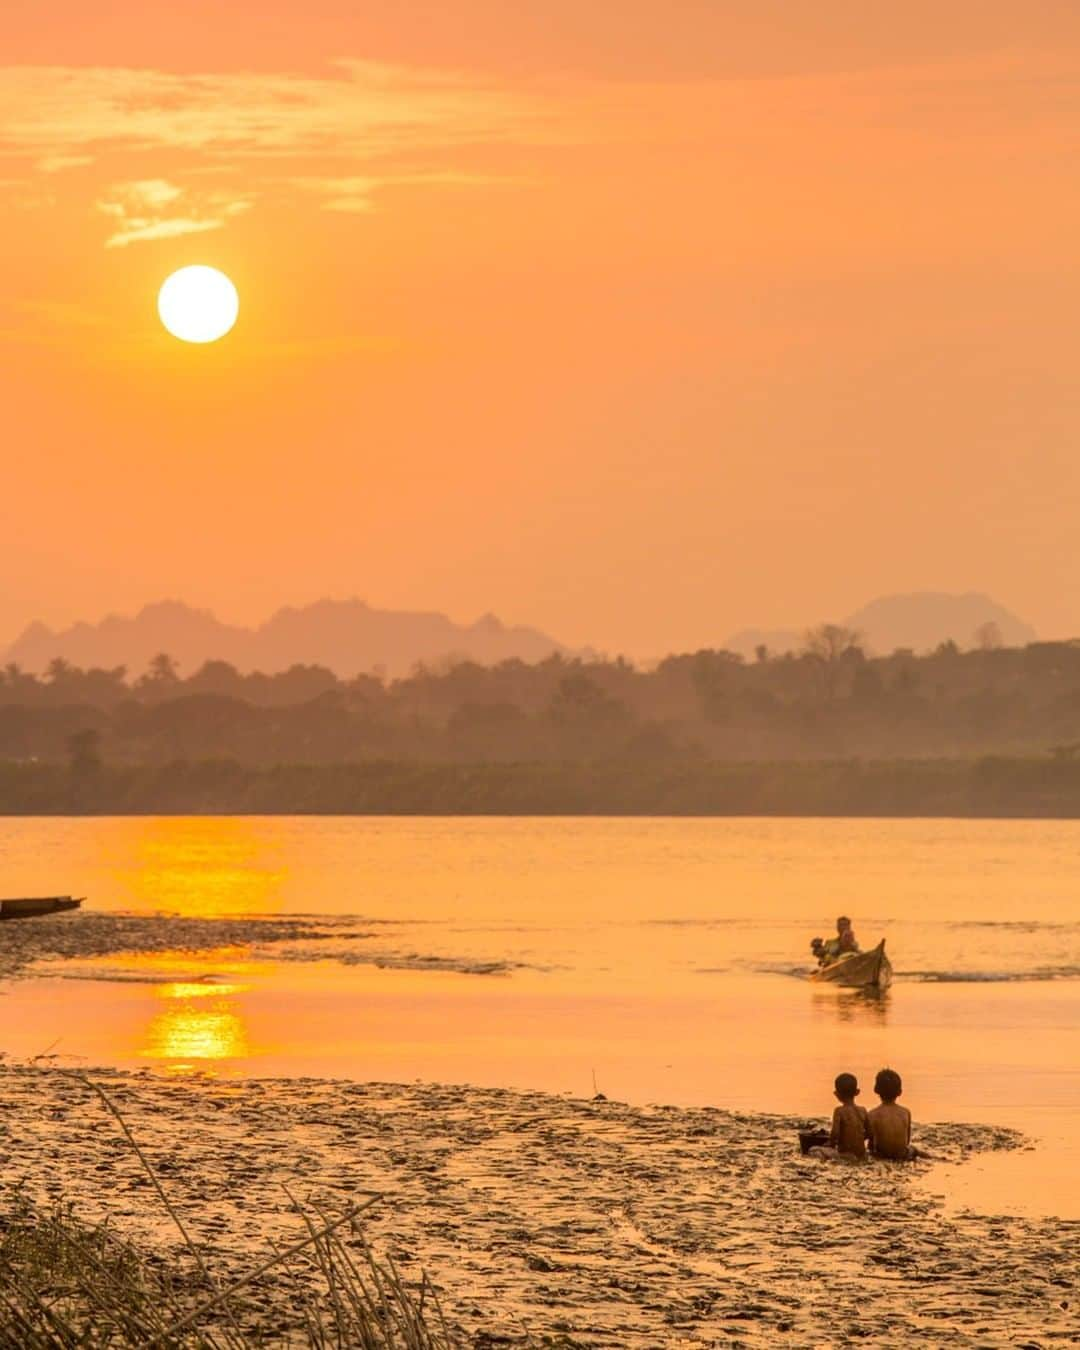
(845, 593, 1037, 654)
(3, 590, 1042, 679)
(3, 599, 573, 678)
(725, 592, 1038, 658)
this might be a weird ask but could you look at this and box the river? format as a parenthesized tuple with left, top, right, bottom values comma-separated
(1, 815, 1077, 1219)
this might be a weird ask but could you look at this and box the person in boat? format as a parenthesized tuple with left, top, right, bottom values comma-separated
(834, 915, 859, 956)
(811, 916, 861, 965)
(868, 1068, 920, 1160)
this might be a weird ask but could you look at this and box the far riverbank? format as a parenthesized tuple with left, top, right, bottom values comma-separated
(5, 753, 1080, 815)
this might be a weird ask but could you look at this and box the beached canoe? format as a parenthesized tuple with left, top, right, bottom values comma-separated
(0, 896, 84, 921)
(809, 938, 892, 990)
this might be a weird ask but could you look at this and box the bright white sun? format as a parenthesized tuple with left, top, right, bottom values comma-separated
(158, 265, 239, 344)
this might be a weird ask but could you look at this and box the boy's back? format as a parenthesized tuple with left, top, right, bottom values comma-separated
(831, 1101, 869, 1158)
(868, 1101, 912, 1159)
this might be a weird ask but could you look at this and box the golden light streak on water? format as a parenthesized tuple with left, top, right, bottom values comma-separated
(142, 1001, 250, 1068)
(162, 981, 246, 1000)
(104, 817, 287, 917)
(138, 962, 261, 1070)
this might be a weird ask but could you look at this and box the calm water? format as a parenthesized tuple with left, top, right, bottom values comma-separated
(1, 816, 1078, 1218)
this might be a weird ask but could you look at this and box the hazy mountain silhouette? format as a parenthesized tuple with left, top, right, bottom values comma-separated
(4, 599, 573, 677)
(845, 593, 1037, 653)
(725, 591, 1037, 658)
(4, 590, 1040, 678)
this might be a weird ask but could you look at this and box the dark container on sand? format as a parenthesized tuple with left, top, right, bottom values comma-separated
(798, 1129, 831, 1155)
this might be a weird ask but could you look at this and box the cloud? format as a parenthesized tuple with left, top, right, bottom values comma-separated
(4, 50, 1077, 172)
(0, 62, 545, 160)
(104, 217, 224, 248)
(35, 154, 94, 173)
(123, 178, 184, 209)
(12, 49, 1066, 255)
(288, 176, 378, 213)
(97, 179, 254, 247)
(2, 61, 545, 244)
(289, 170, 525, 214)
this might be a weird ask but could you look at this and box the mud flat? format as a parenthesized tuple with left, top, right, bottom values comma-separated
(0, 910, 517, 981)
(0, 1066, 1075, 1346)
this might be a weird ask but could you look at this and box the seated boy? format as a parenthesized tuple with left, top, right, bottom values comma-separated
(868, 1068, 918, 1160)
(829, 1072, 870, 1159)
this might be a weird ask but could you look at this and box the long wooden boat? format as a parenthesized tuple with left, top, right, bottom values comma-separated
(809, 938, 892, 990)
(0, 896, 84, 921)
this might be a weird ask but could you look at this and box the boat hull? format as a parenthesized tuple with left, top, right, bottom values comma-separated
(809, 939, 892, 990)
(0, 896, 83, 921)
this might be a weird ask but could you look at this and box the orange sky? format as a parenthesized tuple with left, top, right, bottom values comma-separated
(3, 2, 1080, 656)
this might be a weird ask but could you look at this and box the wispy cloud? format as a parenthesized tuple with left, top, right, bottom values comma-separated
(97, 178, 254, 247)
(1, 61, 545, 246)
(119, 178, 184, 209)
(36, 154, 94, 173)
(290, 175, 378, 214)
(289, 170, 526, 214)
(0, 61, 544, 160)
(103, 217, 223, 248)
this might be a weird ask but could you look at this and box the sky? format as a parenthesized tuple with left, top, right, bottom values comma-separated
(3, 1, 1080, 657)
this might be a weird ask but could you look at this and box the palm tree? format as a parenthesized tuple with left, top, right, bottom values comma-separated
(147, 652, 179, 683)
(46, 656, 74, 685)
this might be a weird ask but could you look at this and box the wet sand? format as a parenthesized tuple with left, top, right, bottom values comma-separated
(0, 909, 516, 981)
(1, 1066, 1075, 1346)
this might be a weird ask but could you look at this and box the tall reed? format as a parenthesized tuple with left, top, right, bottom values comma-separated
(0, 1076, 458, 1348)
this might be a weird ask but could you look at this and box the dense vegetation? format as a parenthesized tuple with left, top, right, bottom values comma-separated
(3, 754, 1080, 816)
(5, 630, 1080, 766)
(4, 629, 1080, 812)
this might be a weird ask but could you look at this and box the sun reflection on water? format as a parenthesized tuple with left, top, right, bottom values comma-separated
(106, 817, 286, 917)
(144, 1003, 249, 1068)
(165, 981, 246, 1000)
(137, 964, 265, 1073)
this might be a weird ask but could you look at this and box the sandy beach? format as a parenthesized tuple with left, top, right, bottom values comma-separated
(1, 1065, 1075, 1347)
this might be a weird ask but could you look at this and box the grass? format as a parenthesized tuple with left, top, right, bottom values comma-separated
(0, 1077, 458, 1348)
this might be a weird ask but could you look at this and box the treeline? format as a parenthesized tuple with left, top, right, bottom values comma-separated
(4, 630, 1080, 766)
(4, 755, 1080, 816)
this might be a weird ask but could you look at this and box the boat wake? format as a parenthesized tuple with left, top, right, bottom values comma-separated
(944, 920, 1080, 932)
(742, 961, 1080, 983)
(747, 961, 819, 979)
(897, 967, 1080, 983)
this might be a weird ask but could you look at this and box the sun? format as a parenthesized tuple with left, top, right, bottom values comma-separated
(158, 265, 239, 344)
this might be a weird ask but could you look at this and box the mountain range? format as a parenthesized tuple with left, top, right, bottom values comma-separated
(724, 592, 1039, 658)
(3, 600, 572, 678)
(2, 590, 1043, 680)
